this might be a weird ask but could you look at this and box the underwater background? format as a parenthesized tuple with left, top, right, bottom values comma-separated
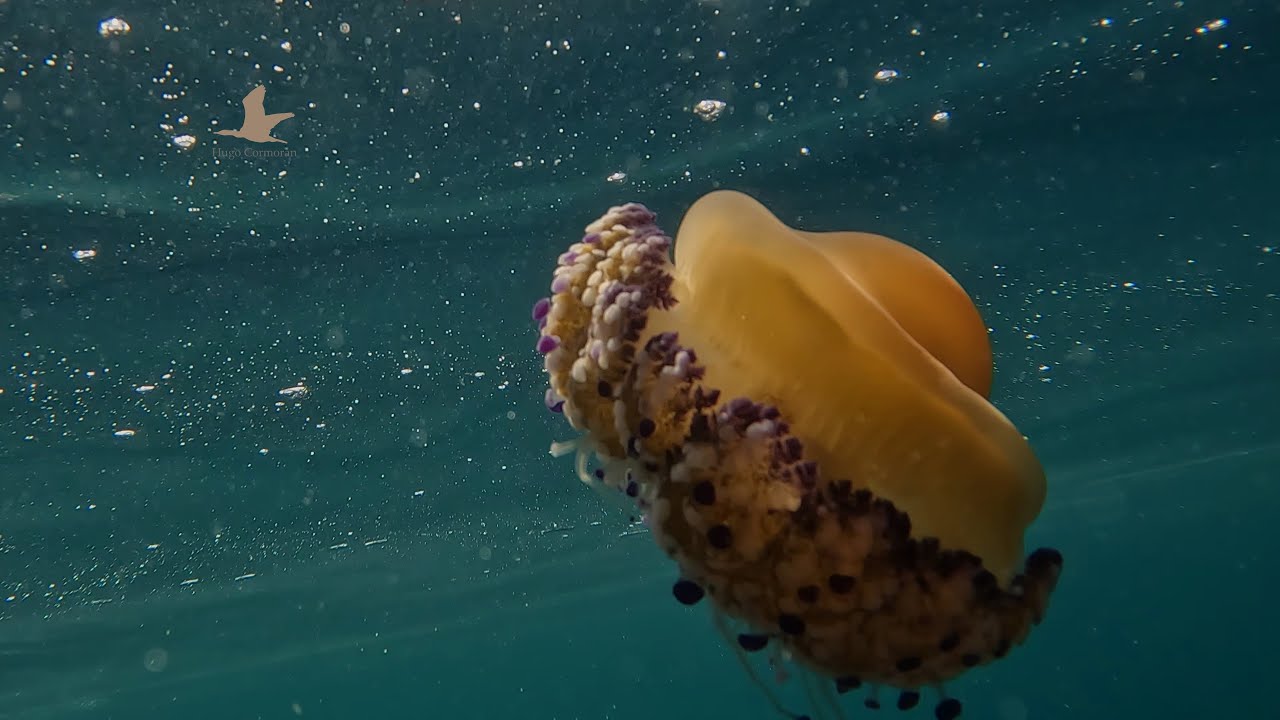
(1, 0, 1276, 718)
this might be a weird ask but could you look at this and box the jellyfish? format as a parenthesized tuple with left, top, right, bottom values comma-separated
(532, 190, 1062, 720)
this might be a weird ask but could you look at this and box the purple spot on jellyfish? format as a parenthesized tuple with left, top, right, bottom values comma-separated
(544, 388, 565, 414)
(532, 297, 551, 321)
(536, 335, 560, 354)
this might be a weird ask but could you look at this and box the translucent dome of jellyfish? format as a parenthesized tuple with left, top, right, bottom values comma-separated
(531, 190, 1062, 720)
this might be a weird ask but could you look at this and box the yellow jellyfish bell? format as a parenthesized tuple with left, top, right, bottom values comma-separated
(533, 190, 1061, 720)
(653, 190, 1045, 582)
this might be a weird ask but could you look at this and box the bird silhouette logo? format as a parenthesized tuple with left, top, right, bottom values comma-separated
(214, 85, 295, 143)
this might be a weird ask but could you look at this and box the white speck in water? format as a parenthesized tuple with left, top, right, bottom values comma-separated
(692, 99, 727, 122)
(324, 326, 346, 350)
(1195, 18, 1227, 35)
(409, 428, 429, 448)
(98, 18, 131, 38)
(142, 648, 169, 672)
(873, 68, 900, 83)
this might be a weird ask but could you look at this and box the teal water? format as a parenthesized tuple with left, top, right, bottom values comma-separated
(1, 1, 1276, 718)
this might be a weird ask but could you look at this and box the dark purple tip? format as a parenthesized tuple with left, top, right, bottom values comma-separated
(536, 335, 560, 354)
(637, 418, 656, 438)
(582, 232, 601, 244)
(544, 388, 564, 414)
(531, 297, 551, 321)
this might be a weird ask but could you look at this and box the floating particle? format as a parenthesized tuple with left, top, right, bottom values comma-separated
(98, 18, 131, 38)
(606, 171, 627, 184)
(931, 110, 951, 125)
(692, 99, 727, 122)
(142, 648, 169, 672)
(1195, 18, 1227, 35)
(409, 427, 430, 448)
(278, 384, 309, 400)
(338, 21, 351, 34)
(873, 68, 900, 83)
(172, 134, 196, 150)
(325, 325, 346, 349)
(72, 249, 97, 261)
(113, 428, 137, 438)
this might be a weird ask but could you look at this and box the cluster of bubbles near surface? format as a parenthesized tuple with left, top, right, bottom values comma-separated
(530, 191, 1063, 720)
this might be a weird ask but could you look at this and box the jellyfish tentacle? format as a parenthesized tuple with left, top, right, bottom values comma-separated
(711, 608, 809, 720)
